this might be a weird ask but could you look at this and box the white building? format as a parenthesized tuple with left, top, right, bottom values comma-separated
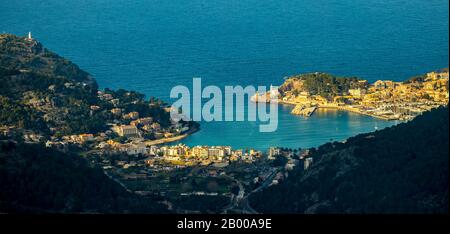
(114, 125, 141, 138)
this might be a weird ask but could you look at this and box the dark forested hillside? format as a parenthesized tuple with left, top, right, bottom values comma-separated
(250, 106, 449, 213)
(0, 141, 168, 213)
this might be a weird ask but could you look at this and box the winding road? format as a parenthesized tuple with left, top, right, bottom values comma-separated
(222, 168, 279, 214)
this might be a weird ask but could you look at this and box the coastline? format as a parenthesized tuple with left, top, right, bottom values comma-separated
(318, 105, 396, 121)
(144, 126, 199, 146)
(278, 100, 396, 121)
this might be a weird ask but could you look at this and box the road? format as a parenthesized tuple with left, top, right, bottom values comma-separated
(102, 170, 132, 193)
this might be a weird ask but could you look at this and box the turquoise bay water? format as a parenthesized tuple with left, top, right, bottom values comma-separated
(1, 0, 448, 150)
(177, 106, 399, 150)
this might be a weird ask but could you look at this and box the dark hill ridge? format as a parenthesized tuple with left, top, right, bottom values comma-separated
(0, 34, 96, 87)
(250, 106, 449, 213)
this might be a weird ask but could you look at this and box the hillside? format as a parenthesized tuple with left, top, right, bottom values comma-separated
(250, 106, 449, 213)
(0, 34, 105, 136)
(279, 72, 363, 100)
(0, 141, 168, 213)
(0, 33, 171, 137)
(0, 34, 96, 87)
(0, 34, 174, 213)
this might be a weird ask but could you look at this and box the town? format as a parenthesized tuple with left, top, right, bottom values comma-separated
(84, 141, 312, 213)
(255, 70, 449, 121)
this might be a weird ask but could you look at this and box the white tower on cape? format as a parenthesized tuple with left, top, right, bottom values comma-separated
(27, 32, 32, 40)
(269, 84, 279, 98)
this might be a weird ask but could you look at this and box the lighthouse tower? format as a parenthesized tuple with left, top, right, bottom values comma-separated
(27, 32, 32, 41)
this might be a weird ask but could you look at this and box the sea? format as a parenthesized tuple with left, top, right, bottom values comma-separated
(1, 0, 448, 150)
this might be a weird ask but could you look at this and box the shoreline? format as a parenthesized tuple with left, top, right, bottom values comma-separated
(144, 126, 199, 146)
(148, 101, 396, 149)
(278, 100, 397, 121)
(152, 101, 397, 147)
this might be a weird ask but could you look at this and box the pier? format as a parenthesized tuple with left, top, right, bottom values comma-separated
(291, 105, 317, 117)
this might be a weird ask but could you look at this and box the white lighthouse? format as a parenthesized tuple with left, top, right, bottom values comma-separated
(27, 32, 32, 41)
(269, 84, 279, 102)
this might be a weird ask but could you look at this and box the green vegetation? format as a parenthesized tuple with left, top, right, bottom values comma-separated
(0, 68, 106, 135)
(0, 34, 95, 86)
(404, 74, 426, 84)
(271, 155, 288, 167)
(101, 88, 171, 127)
(0, 95, 47, 131)
(285, 72, 363, 99)
(121, 167, 233, 194)
(1, 33, 447, 214)
(0, 34, 171, 136)
(250, 106, 449, 213)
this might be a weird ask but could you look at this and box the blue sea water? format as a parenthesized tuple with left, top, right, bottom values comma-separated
(1, 0, 448, 150)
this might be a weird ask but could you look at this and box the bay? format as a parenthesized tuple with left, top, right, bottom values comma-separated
(1, 0, 447, 149)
